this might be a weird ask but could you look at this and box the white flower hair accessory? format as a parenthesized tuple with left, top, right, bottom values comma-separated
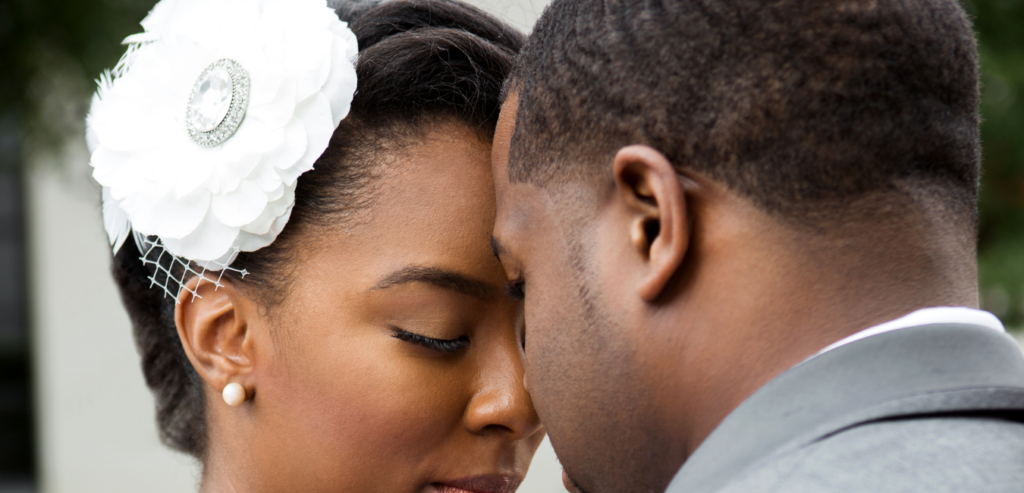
(87, 0, 358, 289)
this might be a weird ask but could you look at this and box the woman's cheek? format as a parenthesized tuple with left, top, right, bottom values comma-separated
(302, 338, 468, 460)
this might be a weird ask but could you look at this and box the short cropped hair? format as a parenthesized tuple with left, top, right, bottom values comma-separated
(508, 0, 981, 225)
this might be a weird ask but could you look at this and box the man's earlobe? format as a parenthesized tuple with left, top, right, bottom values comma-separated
(175, 275, 255, 403)
(613, 145, 689, 302)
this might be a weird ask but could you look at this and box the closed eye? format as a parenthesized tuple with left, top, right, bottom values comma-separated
(391, 327, 469, 353)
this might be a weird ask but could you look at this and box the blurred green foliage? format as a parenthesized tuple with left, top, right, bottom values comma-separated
(0, 0, 155, 158)
(966, 0, 1024, 327)
(0, 0, 1022, 322)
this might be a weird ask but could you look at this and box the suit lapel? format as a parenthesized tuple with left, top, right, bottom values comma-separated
(666, 324, 1024, 493)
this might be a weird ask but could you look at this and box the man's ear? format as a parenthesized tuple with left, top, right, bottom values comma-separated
(175, 275, 255, 403)
(613, 145, 688, 302)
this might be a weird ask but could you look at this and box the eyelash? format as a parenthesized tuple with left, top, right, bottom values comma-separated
(392, 328, 470, 353)
(506, 280, 525, 301)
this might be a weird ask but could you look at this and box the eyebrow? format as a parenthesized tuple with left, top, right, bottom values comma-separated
(372, 265, 499, 300)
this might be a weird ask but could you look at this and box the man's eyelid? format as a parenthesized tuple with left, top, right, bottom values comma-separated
(500, 252, 524, 283)
(490, 236, 506, 262)
(491, 237, 522, 269)
(491, 236, 526, 300)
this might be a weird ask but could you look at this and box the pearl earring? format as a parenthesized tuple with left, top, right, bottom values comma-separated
(222, 382, 246, 406)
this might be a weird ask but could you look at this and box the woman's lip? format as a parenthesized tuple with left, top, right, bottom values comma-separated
(434, 475, 522, 493)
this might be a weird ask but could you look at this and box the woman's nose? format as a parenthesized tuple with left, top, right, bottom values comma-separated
(463, 340, 542, 441)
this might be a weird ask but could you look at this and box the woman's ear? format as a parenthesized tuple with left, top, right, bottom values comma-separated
(175, 275, 255, 403)
(613, 145, 689, 302)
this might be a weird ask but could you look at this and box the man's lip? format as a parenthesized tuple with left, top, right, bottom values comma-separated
(434, 475, 522, 493)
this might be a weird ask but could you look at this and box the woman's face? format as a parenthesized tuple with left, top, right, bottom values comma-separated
(231, 124, 544, 492)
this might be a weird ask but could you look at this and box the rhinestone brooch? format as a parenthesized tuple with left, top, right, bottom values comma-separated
(186, 59, 250, 147)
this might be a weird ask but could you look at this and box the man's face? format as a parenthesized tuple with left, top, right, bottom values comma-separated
(491, 97, 669, 493)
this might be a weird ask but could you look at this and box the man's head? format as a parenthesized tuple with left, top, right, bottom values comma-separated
(491, 0, 981, 492)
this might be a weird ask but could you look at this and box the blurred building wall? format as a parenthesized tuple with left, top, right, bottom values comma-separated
(24, 0, 561, 492)
(27, 143, 200, 492)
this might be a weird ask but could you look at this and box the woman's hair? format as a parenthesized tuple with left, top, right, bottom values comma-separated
(110, 0, 524, 459)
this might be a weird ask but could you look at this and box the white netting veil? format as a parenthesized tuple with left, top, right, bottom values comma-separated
(133, 230, 249, 303)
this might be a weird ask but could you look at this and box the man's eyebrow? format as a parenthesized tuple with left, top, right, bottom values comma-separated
(490, 237, 506, 260)
(372, 266, 499, 300)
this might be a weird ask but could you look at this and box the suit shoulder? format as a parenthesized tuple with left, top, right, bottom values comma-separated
(717, 416, 1024, 493)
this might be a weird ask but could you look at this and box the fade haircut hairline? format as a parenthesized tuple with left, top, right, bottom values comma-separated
(506, 0, 981, 231)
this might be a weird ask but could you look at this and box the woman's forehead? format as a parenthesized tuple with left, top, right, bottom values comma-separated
(286, 128, 505, 289)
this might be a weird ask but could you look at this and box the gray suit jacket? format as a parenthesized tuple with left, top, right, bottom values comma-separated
(666, 324, 1024, 493)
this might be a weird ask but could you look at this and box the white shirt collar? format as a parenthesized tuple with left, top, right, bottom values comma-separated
(815, 306, 1005, 357)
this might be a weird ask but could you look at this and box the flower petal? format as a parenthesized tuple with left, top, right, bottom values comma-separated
(211, 180, 269, 228)
(240, 183, 293, 235)
(277, 93, 332, 186)
(263, 118, 307, 174)
(161, 211, 240, 262)
(248, 159, 285, 194)
(121, 188, 211, 240)
(102, 187, 132, 254)
(90, 146, 132, 186)
(235, 203, 292, 252)
(323, 21, 358, 126)
(86, 0, 359, 269)
(247, 76, 296, 130)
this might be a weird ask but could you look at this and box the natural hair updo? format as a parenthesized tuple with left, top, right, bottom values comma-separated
(111, 0, 523, 459)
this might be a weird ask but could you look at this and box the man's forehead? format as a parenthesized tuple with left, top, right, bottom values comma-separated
(492, 92, 520, 226)
(492, 177, 538, 251)
(492, 92, 580, 246)
(491, 91, 519, 193)
(492, 181, 568, 269)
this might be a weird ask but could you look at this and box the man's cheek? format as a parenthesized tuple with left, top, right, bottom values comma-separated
(524, 298, 567, 367)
